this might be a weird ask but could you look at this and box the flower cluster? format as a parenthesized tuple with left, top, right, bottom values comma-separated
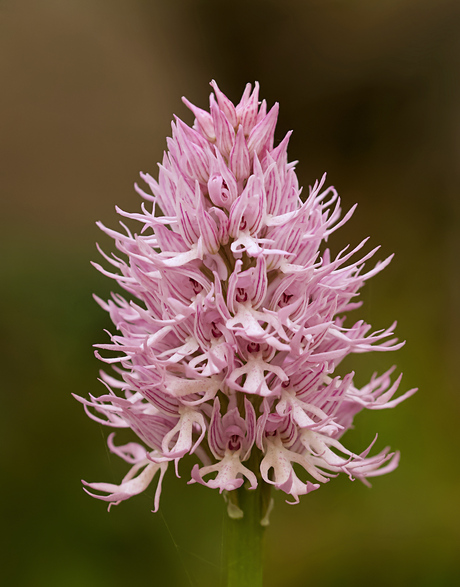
(76, 81, 416, 512)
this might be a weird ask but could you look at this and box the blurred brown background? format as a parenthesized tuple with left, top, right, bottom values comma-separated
(1, 1, 459, 585)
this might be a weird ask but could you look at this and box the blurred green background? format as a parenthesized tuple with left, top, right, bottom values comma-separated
(1, 1, 459, 585)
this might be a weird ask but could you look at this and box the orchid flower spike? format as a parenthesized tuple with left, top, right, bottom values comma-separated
(76, 81, 416, 515)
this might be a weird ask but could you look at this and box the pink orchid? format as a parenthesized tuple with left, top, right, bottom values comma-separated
(76, 81, 416, 512)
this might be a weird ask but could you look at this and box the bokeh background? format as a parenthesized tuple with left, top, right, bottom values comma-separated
(1, 1, 459, 585)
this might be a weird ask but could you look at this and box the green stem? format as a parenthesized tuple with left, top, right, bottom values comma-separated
(223, 481, 272, 587)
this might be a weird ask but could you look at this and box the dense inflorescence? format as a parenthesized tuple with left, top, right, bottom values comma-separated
(76, 81, 416, 512)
